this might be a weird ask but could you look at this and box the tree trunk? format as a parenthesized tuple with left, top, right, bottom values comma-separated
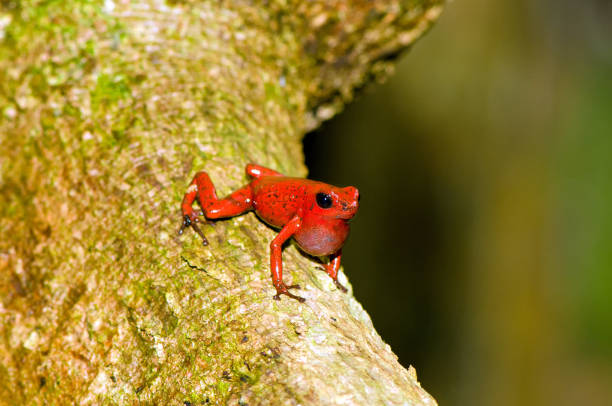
(0, 1, 443, 404)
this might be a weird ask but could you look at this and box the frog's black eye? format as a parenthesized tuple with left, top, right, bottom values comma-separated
(316, 192, 333, 209)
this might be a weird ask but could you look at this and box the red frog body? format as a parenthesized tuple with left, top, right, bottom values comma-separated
(179, 164, 360, 302)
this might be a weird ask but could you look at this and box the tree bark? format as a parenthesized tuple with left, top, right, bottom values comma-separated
(0, 1, 443, 404)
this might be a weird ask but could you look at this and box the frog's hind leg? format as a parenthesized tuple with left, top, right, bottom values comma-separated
(246, 163, 283, 178)
(180, 171, 253, 245)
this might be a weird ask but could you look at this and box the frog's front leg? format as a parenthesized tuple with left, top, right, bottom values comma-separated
(270, 216, 306, 302)
(318, 250, 348, 293)
(180, 171, 253, 245)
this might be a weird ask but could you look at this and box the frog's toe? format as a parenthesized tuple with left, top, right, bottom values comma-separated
(178, 214, 209, 245)
(273, 284, 306, 302)
(334, 279, 348, 293)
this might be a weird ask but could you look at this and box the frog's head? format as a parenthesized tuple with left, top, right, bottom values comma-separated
(311, 185, 360, 220)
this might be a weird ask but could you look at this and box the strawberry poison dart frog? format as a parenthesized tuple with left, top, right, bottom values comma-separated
(179, 164, 360, 302)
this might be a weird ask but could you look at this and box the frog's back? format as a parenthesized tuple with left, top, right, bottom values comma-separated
(250, 177, 315, 228)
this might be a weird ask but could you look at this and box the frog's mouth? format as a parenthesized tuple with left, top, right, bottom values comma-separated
(335, 203, 358, 220)
(334, 186, 359, 220)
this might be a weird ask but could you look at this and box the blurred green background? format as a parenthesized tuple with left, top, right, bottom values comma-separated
(304, 0, 612, 405)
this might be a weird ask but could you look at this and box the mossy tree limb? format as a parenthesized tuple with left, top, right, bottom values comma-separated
(0, 1, 443, 404)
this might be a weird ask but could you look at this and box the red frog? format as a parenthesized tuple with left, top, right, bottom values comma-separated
(179, 164, 360, 302)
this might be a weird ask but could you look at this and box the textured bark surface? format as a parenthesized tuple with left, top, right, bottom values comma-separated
(0, 1, 443, 404)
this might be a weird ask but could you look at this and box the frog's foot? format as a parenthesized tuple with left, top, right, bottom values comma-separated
(178, 211, 209, 246)
(316, 265, 348, 293)
(333, 279, 348, 293)
(273, 283, 305, 303)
